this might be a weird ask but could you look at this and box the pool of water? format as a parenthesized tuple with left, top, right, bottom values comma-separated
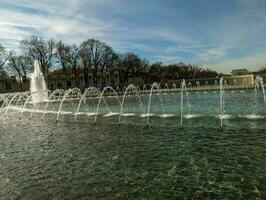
(0, 90, 266, 199)
(4, 90, 266, 128)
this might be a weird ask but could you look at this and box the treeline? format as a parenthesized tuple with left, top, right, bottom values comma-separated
(147, 62, 218, 83)
(0, 35, 219, 86)
(254, 67, 266, 75)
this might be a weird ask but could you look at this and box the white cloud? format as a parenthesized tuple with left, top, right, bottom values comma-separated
(156, 56, 180, 64)
(1, 0, 266, 74)
(197, 48, 227, 62)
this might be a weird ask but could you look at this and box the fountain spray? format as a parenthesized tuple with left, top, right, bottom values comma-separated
(180, 79, 186, 126)
(220, 77, 225, 128)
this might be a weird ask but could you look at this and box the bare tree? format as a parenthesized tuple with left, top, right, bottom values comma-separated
(19, 56, 32, 78)
(8, 51, 22, 79)
(99, 45, 117, 74)
(79, 40, 93, 85)
(117, 52, 148, 82)
(65, 44, 80, 87)
(55, 40, 70, 77)
(80, 39, 117, 85)
(20, 36, 56, 78)
(0, 44, 9, 69)
(80, 39, 103, 84)
(7, 51, 31, 89)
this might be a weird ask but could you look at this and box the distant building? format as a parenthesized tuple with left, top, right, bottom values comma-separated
(226, 74, 254, 86)
(231, 69, 249, 76)
(47, 67, 120, 91)
(0, 70, 29, 93)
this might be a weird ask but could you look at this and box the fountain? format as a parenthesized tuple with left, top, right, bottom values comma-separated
(172, 83, 177, 91)
(1, 75, 266, 128)
(258, 76, 266, 107)
(196, 81, 200, 93)
(234, 79, 237, 90)
(243, 78, 248, 89)
(180, 80, 186, 126)
(188, 82, 192, 91)
(219, 77, 225, 127)
(249, 76, 266, 119)
(95, 86, 121, 122)
(164, 83, 169, 94)
(196, 81, 200, 88)
(213, 80, 218, 93)
(144, 83, 166, 124)
(204, 81, 208, 93)
(119, 84, 143, 123)
(30, 60, 48, 103)
(2, 80, 266, 200)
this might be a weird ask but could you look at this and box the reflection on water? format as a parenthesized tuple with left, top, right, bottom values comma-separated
(0, 119, 266, 199)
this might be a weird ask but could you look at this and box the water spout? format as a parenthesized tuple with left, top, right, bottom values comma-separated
(220, 77, 225, 128)
(30, 60, 48, 103)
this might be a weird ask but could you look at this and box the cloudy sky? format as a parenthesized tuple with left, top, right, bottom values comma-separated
(0, 0, 266, 73)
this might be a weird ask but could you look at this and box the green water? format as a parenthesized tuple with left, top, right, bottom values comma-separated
(0, 90, 266, 199)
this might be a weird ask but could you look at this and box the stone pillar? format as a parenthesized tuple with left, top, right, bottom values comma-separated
(106, 72, 111, 86)
(79, 74, 85, 90)
(62, 75, 66, 89)
(11, 76, 17, 91)
(97, 72, 102, 88)
(71, 75, 75, 87)
(88, 73, 93, 86)
(22, 76, 29, 91)
(114, 71, 119, 86)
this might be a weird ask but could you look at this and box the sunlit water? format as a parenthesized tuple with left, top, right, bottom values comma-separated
(0, 90, 266, 199)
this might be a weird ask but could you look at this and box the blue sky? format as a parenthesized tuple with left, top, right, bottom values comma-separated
(0, 0, 266, 73)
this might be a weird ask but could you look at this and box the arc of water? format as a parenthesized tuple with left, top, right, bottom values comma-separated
(19, 91, 45, 119)
(94, 86, 121, 123)
(74, 87, 104, 122)
(253, 76, 261, 115)
(0, 93, 9, 103)
(259, 77, 266, 107)
(180, 80, 186, 126)
(11, 92, 29, 118)
(184, 81, 191, 116)
(205, 81, 208, 93)
(56, 89, 72, 122)
(146, 83, 165, 125)
(1, 93, 15, 109)
(220, 77, 225, 128)
(165, 83, 169, 92)
(172, 83, 177, 91)
(42, 89, 65, 120)
(119, 84, 144, 123)
(30, 90, 53, 120)
(29, 102, 39, 120)
(56, 88, 82, 122)
(19, 94, 32, 119)
(4, 92, 20, 116)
